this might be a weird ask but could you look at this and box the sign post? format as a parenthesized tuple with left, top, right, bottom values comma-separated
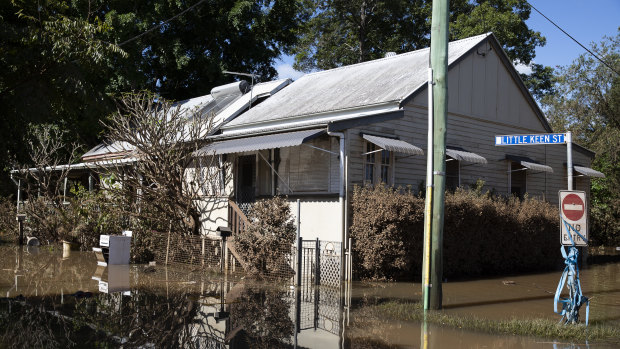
(495, 132, 591, 324)
(559, 190, 588, 246)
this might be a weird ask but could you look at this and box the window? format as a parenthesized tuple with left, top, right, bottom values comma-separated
(446, 158, 460, 190)
(363, 141, 393, 185)
(509, 161, 526, 198)
(364, 142, 376, 183)
(276, 137, 331, 193)
(380, 149, 390, 183)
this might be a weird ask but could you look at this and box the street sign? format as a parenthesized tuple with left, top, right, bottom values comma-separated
(559, 190, 588, 246)
(495, 133, 566, 146)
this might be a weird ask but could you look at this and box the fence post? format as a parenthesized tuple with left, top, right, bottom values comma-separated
(165, 221, 172, 266)
(201, 236, 205, 267)
(314, 238, 320, 330)
(297, 236, 302, 287)
(315, 238, 320, 285)
(348, 237, 353, 282)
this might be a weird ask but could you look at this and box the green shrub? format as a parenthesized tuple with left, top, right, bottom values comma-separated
(234, 196, 296, 278)
(350, 185, 560, 281)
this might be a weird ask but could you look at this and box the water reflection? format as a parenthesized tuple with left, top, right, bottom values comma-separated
(0, 246, 619, 348)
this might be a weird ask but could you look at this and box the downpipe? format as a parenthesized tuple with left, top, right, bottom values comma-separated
(327, 130, 346, 280)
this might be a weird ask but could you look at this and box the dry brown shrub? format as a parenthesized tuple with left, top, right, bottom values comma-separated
(351, 185, 560, 281)
(0, 196, 17, 240)
(234, 196, 296, 278)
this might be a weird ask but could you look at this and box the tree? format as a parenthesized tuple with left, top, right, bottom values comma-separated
(1, 0, 310, 195)
(292, 0, 545, 72)
(520, 63, 556, 100)
(13, 125, 84, 243)
(102, 91, 225, 236)
(541, 30, 620, 245)
(0, 1, 126, 195)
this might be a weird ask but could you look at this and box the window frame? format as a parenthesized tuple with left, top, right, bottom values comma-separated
(363, 141, 394, 185)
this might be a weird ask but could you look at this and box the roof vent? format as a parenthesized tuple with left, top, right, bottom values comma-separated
(384, 52, 397, 58)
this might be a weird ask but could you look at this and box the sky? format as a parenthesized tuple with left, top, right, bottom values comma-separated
(276, 0, 619, 80)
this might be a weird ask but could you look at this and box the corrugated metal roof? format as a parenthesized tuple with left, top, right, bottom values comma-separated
(194, 129, 325, 156)
(362, 134, 423, 155)
(446, 148, 487, 164)
(82, 80, 290, 162)
(574, 166, 605, 178)
(223, 34, 490, 130)
(82, 141, 135, 160)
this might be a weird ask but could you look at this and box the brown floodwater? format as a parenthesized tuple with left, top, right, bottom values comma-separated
(0, 245, 619, 348)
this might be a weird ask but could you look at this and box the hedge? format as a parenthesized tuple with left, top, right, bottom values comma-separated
(350, 185, 560, 281)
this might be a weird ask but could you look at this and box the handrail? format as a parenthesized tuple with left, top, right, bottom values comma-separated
(227, 199, 249, 237)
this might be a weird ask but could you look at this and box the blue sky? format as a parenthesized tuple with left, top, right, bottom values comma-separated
(276, 0, 619, 80)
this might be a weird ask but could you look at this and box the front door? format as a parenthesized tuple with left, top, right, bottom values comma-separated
(236, 155, 256, 215)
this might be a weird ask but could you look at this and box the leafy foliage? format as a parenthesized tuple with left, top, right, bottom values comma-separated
(541, 30, 620, 246)
(292, 0, 545, 72)
(0, 0, 309, 195)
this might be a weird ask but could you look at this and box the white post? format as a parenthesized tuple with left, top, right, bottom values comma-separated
(16, 179, 21, 213)
(426, 68, 434, 193)
(422, 67, 434, 309)
(63, 177, 68, 203)
(296, 199, 301, 242)
(567, 131, 573, 190)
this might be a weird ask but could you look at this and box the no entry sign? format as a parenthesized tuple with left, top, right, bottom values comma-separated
(559, 190, 588, 246)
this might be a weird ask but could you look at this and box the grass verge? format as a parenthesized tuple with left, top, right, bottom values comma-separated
(364, 301, 620, 343)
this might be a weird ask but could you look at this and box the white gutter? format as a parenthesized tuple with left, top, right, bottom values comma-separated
(10, 157, 139, 174)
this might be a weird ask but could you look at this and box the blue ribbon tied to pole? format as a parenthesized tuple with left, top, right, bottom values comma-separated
(554, 218, 590, 325)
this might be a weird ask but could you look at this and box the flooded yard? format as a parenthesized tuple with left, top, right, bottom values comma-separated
(1, 245, 619, 348)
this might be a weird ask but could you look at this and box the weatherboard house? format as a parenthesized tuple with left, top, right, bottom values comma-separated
(194, 32, 602, 245)
(21, 33, 602, 248)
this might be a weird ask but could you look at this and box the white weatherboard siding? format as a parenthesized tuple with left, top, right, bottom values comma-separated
(199, 197, 230, 236)
(288, 198, 341, 241)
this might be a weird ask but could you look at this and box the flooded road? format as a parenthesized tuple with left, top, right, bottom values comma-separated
(0, 245, 619, 348)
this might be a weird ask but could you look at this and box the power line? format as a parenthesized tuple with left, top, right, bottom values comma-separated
(526, 1, 620, 77)
(118, 0, 207, 47)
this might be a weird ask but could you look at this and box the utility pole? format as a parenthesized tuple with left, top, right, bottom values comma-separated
(428, 0, 449, 310)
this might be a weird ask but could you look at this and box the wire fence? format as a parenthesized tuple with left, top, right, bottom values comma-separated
(151, 232, 240, 271)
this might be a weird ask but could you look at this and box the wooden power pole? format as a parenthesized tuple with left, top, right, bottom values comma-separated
(423, 0, 449, 311)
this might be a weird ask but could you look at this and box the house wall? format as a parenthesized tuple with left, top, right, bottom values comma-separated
(287, 196, 341, 242)
(345, 44, 594, 205)
(198, 196, 230, 236)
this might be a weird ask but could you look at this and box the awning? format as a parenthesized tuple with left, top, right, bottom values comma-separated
(506, 155, 553, 173)
(574, 166, 605, 178)
(362, 134, 423, 155)
(446, 147, 487, 164)
(195, 129, 325, 156)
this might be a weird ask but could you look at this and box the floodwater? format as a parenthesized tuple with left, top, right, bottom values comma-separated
(0, 245, 619, 348)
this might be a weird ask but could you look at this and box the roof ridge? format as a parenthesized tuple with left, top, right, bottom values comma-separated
(300, 33, 491, 79)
